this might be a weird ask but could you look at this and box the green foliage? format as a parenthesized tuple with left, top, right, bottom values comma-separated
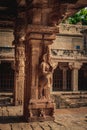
(65, 8, 87, 25)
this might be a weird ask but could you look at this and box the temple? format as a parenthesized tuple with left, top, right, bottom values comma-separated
(0, 0, 87, 122)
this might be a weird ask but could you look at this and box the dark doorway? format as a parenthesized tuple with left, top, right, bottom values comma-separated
(53, 66, 63, 91)
(53, 64, 71, 91)
(78, 64, 87, 91)
(0, 62, 14, 92)
(67, 68, 71, 91)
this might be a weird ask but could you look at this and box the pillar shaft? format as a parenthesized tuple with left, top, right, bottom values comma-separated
(59, 63, 68, 91)
(72, 68, 78, 91)
(69, 62, 82, 91)
(28, 41, 40, 100)
(14, 41, 25, 105)
(63, 69, 67, 91)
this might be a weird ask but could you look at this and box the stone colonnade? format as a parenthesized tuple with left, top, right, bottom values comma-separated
(52, 61, 82, 91)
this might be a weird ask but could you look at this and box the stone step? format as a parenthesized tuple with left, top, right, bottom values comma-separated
(52, 91, 87, 109)
(62, 96, 87, 100)
(0, 93, 13, 106)
(61, 92, 87, 95)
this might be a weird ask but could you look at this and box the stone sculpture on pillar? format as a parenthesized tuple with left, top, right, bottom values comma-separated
(39, 53, 53, 99)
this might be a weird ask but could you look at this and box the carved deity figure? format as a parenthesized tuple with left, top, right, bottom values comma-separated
(16, 46, 25, 74)
(39, 53, 53, 99)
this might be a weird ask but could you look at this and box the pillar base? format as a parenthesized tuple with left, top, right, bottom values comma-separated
(25, 99, 55, 122)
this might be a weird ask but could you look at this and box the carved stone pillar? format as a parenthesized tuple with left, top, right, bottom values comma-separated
(59, 63, 68, 91)
(69, 62, 82, 91)
(14, 40, 25, 105)
(63, 68, 67, 91)
(14, 0, 87, 122)
(24, 25, 56, 122)
(13, 2, 26, 105)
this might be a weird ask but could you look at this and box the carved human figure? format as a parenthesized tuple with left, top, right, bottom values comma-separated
(39, 109, 46, 118)
(16, 46, 25, 74)
(39, 53, 53, 99)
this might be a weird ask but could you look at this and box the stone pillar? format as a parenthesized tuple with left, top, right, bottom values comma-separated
(13, 2, 26, 105)
(63, 68, 67, 91)
(69, 62, 82, 91)
(14, 40, 25, 105)
(22, 0, 58, 122)
(59, 63, 68, 91)
(24, 25, 56, 122)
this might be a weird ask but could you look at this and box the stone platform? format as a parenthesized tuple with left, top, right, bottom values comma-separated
(0, 106, 87, 130)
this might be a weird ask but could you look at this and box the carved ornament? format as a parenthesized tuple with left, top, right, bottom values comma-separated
(27, 25, 59, 34)
(69, 62, 82, 70)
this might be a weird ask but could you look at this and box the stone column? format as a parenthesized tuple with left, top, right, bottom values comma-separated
(69, 62, 82, 91)
(13, 2, 26, 105)
(63, 68, 67, 91)
(23, 0, 58, 122)
(59, 63, 68, 91)
(14, 40, 25, 105)
(24, 25, 56, 122)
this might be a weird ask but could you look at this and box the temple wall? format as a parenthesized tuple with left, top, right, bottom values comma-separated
(51, 24, 87, 50)
(52, 36, 83, 50)
(0, 29, 14, 47)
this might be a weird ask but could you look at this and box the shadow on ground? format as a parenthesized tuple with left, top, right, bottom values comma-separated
(0, 116, 26, 123)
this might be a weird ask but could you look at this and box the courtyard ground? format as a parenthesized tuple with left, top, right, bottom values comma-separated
(0, 107, 87, 130)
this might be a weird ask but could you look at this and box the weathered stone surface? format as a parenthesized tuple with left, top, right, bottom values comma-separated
(0, 107, 87, 130)
(1, 0, 87, 125)
(0, 124, 11, 130)
(22, 124, 32, 130)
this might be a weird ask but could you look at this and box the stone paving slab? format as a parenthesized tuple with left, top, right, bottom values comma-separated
(0, 107, 87, 130)
(0, 124, 11, 130)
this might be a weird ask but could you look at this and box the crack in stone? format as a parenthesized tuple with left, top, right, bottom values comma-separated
(47, 124, 53, 130)
(38, 124, 45, 130)
(54, 120, 64, 126)
(30, 124, 35, 130)
(10, 124, 13, 130)
(53, 121, 67, 130)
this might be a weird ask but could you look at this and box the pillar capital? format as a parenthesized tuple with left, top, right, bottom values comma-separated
(69, 62, 82, 70)
(26, 25, 58, 45)
(27, 25, 58, 34)
(59, 62, 68, 70)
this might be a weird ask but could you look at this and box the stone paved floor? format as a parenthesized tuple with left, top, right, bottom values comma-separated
(0, 107, 87, 130)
